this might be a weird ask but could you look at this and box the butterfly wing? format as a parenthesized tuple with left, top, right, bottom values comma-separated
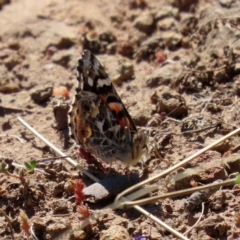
(68, 50, 147, 165)
(77, 49, 137, 133)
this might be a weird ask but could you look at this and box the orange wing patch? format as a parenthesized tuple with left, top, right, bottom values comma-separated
(108, 102, 130, 128)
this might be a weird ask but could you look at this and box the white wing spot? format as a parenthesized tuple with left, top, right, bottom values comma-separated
(97, 78, 111, 88)
(96, 120, 104, 133)
(88, 77, 94, 86)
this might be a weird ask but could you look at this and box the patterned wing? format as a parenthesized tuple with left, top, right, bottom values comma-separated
(68, 50, 147, 165)
(77, 49, 137, 132)
(69, 90, 134, 163)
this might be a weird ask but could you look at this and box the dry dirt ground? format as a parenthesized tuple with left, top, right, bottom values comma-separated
(1, 0, 240, 239)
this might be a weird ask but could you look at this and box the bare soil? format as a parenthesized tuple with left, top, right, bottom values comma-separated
(1, 0, 240, 239)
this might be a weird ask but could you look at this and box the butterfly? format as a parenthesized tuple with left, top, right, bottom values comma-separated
(68, 50, 147, 166)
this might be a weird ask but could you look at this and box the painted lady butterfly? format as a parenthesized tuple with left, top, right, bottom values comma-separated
(68, 50, 147, 166)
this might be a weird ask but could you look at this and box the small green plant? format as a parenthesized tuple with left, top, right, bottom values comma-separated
(0, 161, 8, 173)
(0, 159, 37, 180)
(24, 159, 36, 173)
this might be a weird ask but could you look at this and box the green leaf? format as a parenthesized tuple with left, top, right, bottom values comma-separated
(30, 159, 36, 168)
(24, 162, 30, 169)
(236, 175, 240, 184)
(0, 162, 8, 172)
(24, 159, 36, 173)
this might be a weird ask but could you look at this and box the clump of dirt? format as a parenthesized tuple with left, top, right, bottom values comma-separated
(1, 0, 240, 239)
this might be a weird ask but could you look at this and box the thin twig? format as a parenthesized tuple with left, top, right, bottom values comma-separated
(213, 10, 240, 31)
(30, 224, 39, 240)
(107, 193, 189, 240)
(183, 202, 205, 236)
(201, 100, 210, 114)
(181, 123, 220, 135)
(134, 205, 189, 240)
(118, 179, 235, 208)
(166, 117, 181, 123)
(36, 156, 73, 162)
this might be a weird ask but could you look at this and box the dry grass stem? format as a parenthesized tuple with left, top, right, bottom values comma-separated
(119, 178, 235, 208)
(183, 202, 205, 236)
